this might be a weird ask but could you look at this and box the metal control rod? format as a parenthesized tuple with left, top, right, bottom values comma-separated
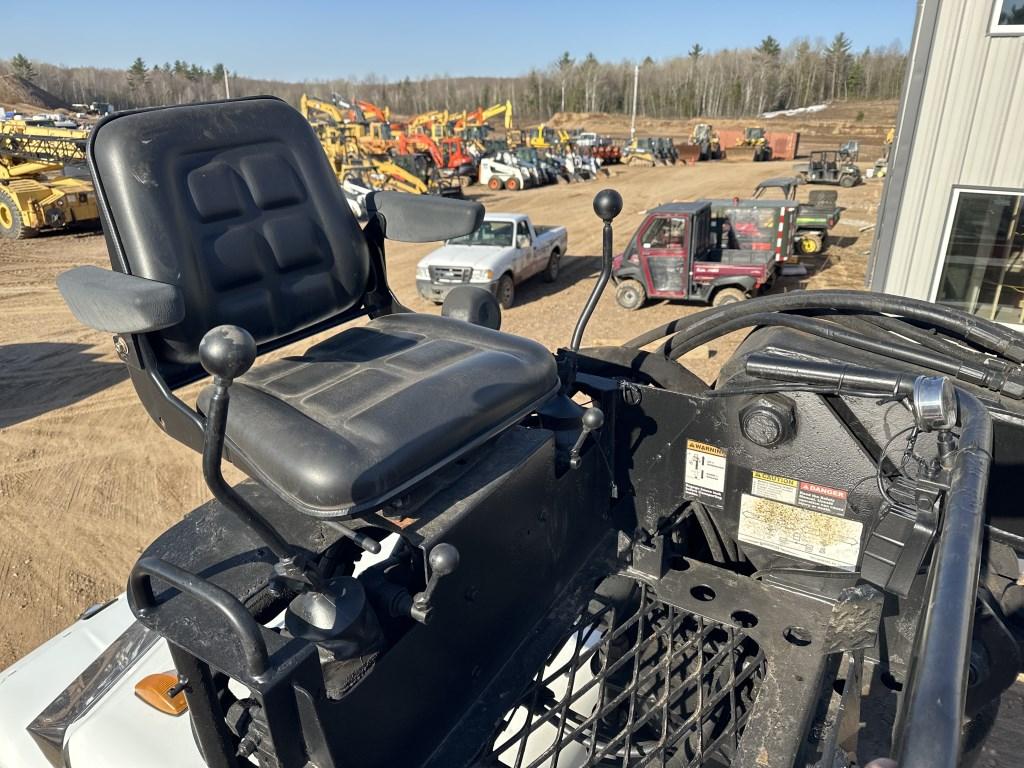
(744, 353, 918, 398)
(896, 388, 991, 768)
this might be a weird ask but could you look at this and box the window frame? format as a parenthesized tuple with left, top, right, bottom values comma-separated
(990, 0, 1024, 37)
(929, 185, 1024, 328)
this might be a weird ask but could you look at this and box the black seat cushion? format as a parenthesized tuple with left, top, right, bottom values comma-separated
(198, 314, 558, 517)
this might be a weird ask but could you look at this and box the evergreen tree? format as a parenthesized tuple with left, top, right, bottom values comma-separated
(11, 53, 36, 82)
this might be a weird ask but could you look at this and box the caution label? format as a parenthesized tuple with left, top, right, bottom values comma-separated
(738, 493, 863, 569)
(751, 471, 798, 504)
(684, 439, 727, 507)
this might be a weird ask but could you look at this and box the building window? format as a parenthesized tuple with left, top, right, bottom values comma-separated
(991, 0, 1024, 35)
(932, 189, 1024, 325)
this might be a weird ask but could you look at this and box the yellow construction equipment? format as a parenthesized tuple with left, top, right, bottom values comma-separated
(736, 127, 772, 162)
(524, 125, 571, 150)
(874, 126, 896, 178)
(301, 95, 458, 196)
(688, 123, 723, 161)
(622, 137, 658, 166)
(300, 94, 395, 157)
(0, 120, 99, 239)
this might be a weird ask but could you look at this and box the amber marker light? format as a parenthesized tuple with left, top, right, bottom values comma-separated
(134, 672, 188, 716)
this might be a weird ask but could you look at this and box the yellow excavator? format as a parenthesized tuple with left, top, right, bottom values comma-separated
(524, 124, 571, 150)
(300, 95, 456, 196)
(0, 120, 99, 239)
(300, 94, 395, 157)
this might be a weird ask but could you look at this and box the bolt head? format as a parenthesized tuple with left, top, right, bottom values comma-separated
(593, 189, 623, 222)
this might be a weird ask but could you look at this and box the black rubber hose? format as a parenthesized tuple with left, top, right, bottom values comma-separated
(663, 313, 999, 392)
(624, 290, 1024, 363)
(859, 313, 1009, 371)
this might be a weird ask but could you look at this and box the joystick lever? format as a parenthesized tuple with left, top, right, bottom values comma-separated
(569, 406, 605, 469)
(199, 326, 314, 586)
(410, 543, 460, 624)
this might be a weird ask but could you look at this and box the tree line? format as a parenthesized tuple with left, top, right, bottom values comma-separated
(4, 35, 905, 121)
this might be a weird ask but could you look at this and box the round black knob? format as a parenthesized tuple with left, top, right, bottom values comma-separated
(428, 543, 460, 576)
(593, 189, 623, 222)
(582, 407, 604, 431)
(199, 325, 256, 382)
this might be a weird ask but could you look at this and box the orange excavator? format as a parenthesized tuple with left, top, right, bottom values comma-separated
(397, 131, 476, 177)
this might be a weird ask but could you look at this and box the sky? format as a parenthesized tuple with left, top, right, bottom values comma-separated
(1, 0, 918, 82)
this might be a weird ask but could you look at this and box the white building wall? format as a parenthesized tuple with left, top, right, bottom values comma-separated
(880, 0, 1024, 298)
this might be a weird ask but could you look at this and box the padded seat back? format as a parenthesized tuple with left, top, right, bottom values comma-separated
(89, 97, 370, 384)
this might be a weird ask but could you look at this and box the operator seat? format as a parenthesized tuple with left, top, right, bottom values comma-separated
(58, 97, 558, 518)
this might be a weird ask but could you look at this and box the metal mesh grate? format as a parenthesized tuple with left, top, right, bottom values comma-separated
(487, 581, 765, 768)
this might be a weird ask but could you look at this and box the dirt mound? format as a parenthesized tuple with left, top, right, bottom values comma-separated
(0, 74, 70, 112)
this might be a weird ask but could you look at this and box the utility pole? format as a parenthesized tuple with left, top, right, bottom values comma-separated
(223, 67, 230, 99)
(630, 64, 639, 142)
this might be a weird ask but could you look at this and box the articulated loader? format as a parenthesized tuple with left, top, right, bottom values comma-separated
(736, 127, 772, 162)
(0, 120, 99, 239)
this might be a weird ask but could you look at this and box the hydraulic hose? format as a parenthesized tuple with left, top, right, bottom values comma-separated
(663, 312, 1012, 394)
(625, 290, 1024, 363)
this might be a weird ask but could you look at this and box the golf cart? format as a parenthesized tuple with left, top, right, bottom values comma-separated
(794, 150, 862, 187)
(753, 176, 843, 255)
(5, 97, 1024, 768)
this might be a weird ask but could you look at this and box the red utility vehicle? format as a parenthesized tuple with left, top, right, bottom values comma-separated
(612, 201, 777, 309)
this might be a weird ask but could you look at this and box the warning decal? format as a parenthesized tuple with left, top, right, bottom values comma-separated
(684, 439, 727, 506)
(738, 493, 863, 569)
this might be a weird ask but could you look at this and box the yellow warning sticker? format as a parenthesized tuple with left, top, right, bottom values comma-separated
(738, 493, 862, 570)
(684, 439, 727, 506)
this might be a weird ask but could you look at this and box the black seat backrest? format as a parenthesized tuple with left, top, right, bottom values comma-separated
(89, 97, 370, 386)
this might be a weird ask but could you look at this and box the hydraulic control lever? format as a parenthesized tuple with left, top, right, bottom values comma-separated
(410, 543, 460, 624)
(570, 189, 623, 352)
(198, 326, 319, 587)
(568, 406, 604, 469)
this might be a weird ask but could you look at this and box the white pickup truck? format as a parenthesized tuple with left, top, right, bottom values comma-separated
(415, 213, 568, 308)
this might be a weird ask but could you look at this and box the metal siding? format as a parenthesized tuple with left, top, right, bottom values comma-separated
(884, 0, 1024, 298)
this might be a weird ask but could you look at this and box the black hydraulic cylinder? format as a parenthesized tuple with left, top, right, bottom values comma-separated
(744, 353, 917, 398)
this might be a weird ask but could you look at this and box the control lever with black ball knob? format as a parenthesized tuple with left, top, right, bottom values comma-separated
(198, 325, 322, 588)
(570, 189, 623, 352)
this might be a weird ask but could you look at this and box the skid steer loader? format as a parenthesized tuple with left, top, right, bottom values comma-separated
(3, 97, 1023, 768)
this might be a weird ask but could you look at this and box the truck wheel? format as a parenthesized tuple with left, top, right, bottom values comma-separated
(487, 177, 503, 191)
(0, 189, 34, 240)
(497, 273, 515, 309)
(711, 287, 747, 306)
(542, 249, 561, 283)
(506, 177, 521, 192)
(615, 279, 646, 310)
(839, 175, 855, 188)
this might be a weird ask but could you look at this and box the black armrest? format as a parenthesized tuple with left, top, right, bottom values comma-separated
(57, 266, 185, 333)
(366, 191, 484, 243)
